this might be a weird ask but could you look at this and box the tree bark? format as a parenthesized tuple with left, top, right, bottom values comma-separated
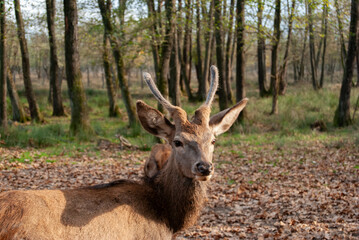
(64, 0, 92, 134)
(14, 0, 43, 122)
(308, 0, 318, 90)
(182, 0, 192, 86)
(0, 0, 6, 129)
(98, 0, 137, 125)
(225, 0, 235, 103)
(236, 0, 245, 122)
(319, 2, 328, 89)
(334, 0, 358, 127)
(214, 0, 228, 110)
(46, 0, 65, 117)
(200, 0, 214, 101)
(257, 0, 269, 97)
(103, 32, 119, 117)
(169, 31, 181, 107)
(298, 20, 308, 82)
(270, 0, 281, 115)
(6, 67, 27, 122)
(195, 0, 203, 100)
(278, 0, 295, 95)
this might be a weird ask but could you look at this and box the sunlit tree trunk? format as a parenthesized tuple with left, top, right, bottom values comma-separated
(64, 0, 92, 134)
(0, 0, 6, 129)
(270, 0, 280, 115)
(14, 0, 43, 122)
(319, 2, 328, 89)
(225, 0, 235, 103)
(334, 0, 358, 127)
(195, 0, 203, 100)
(46, 0, 65, 117)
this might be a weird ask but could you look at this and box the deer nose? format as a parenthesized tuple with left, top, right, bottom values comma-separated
(195, 162, 213, 176)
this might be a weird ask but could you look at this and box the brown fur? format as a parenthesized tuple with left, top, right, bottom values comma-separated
(145, 144, 171, 178)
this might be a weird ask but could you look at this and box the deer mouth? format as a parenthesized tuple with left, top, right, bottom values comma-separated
(195, 174, 212, 181)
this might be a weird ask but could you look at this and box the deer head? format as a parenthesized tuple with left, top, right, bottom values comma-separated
(137, 66, 248, 181)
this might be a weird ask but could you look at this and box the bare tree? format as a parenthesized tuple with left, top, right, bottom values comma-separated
(14, 0, 43, 122)
(98, 0, 136, 125)
(46, 0, 65, 117)
(64, 0, 92, 134)
(308, 0, 318, 90)
(270, 0, 281, 115)
(334, 0, 358, 127)
(257, 0, 269, 97)
(6, 67, 27, 122)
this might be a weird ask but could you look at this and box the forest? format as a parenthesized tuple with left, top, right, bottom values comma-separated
(0, 0, 358, 238)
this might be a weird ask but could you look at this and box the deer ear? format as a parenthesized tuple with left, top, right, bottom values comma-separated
(136, 101, 175, 141)
(209, 98, 248, 136)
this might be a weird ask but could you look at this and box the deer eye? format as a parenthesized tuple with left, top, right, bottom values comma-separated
(173, 140, 183, 147)
(211, 139, 216, 145)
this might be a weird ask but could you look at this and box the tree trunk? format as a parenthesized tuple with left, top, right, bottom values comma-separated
(225, 0, 235, 103)
(182, 0, 192, 86)
(308, 0, 318, 90)
(278, 0, 295, 95)
(64, 0, 92, 134)
(335, 0, 347, 69)
(46, 0, 65, 117)
(98, 0, 137, 125)
(214, 0, 228, 110)
(169, 31, 181, 107)
(236, 0, 245, 122)
(334, 0, 358, 127)
(14, 0, 43, 122)
(0, 0, 6, 129)
(195, 0, 203, 100)
(6, 67, 27, 122)
(319, 3, 328, 89)
(200, 0, 214, 101)
(103, 32, 119, 117)
(298, 20, 308, 82)
(257, 0, 269, 97)
(270, 0, 281, 115)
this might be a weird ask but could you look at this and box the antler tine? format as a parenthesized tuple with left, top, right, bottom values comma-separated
(205, 65, 219, 106)
(143, 72, 175, 111)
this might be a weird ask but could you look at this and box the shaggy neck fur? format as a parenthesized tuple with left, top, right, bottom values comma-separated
(151, 156, 207, 233)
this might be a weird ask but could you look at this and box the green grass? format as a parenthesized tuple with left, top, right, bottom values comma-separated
(1, 82, 358, 153)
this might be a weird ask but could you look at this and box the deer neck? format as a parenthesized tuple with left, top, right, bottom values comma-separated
(153, 155, 208, 233)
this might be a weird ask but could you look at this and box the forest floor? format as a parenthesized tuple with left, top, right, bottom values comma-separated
(1, 136, 358, 239)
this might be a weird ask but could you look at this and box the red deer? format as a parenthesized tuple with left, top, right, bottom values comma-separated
(144, 144, 171, 178)
(0, 66, 248, 239)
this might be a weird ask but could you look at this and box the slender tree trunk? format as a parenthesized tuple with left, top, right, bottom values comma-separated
(278, 0, 295, 95)
(200, 0, 214, 100)
(236, 0, 245, 122)
(182, 0, 192, 86)
(298, 23, 308, 82)
(335, 0, 347, 69)
(0, 0, 6, 129)
(257, 0, 269, 97)
(195, 0, 203, 100)
(319, 3, 328, 88)
(98, 0, 136, 125)
(169, 31, 181, 107)
(103, 32, 119, 117)
(147, 0, 160, 77)
(64, 0, 91, 134)
(14, 0, 43, 122)
(334, 0, 358, 127)
(308, 0, 318, 90)
(214, 0, 228, 110)
(270, 0, 281, 115)
(46, 0, 65, 117)
(7, 67, 27, 122)
(225, 0, 235, 103)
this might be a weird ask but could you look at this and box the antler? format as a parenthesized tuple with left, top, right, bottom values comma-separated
(143, 72, 188, 126)
(205, 65, 219, 107)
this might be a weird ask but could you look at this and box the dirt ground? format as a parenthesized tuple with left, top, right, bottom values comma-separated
(0, 141, 358, 239)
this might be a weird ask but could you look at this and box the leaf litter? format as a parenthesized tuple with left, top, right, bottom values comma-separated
(0, 141, 358, 239)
